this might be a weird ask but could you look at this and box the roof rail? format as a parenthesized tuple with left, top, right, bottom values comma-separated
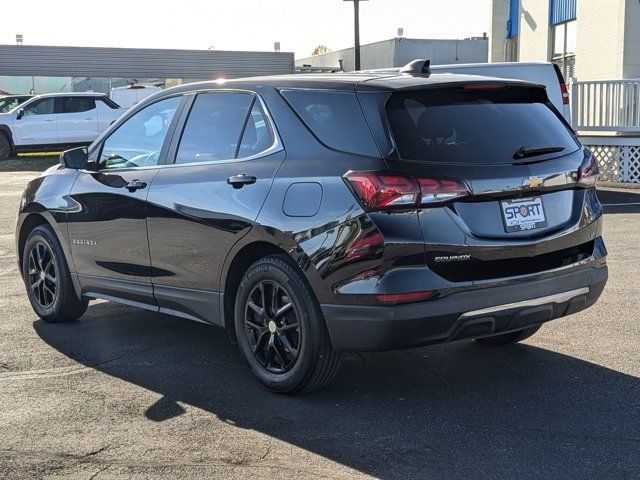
(399, 59, 431, 77)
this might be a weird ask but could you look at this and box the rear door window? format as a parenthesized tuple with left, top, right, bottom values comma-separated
(58, 97, 96, 114)
(385, 86, 579, 164)
(280, 89, 379, 156)
(175, 92, 254, 164)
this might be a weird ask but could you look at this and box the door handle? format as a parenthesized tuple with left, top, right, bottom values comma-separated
(125, 179, 147, 192)
(44, 119, 55, 123)
(226, 173, 257, 189)
(83, 117, 93, 121)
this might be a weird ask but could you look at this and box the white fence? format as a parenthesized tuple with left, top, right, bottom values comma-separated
(580, 136, 640, 183)
(571, 79, 640, 133)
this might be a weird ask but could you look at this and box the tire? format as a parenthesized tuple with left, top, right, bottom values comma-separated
(22, 224, 88, 323)
(474, 325, 541, 346)
(234, 255, 342, 394)
(0, 133, 11, 161)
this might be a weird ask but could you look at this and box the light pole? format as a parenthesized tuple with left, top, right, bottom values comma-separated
(343, 0, 368, 71)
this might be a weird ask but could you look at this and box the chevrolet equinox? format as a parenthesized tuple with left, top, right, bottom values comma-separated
(16, 60, 608, 393)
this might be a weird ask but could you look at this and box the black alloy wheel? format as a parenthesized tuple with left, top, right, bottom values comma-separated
(234, 255, 342, 394)
(27, 241, 58, 309)
(245, 280, 301, 373)
(22, 224, 88, 323)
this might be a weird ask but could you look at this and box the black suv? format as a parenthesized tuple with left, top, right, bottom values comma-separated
(16, 61, 607, 393)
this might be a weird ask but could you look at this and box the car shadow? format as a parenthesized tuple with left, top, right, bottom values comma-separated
(33, 302, 639, 479)
(597, 189, 640, 214)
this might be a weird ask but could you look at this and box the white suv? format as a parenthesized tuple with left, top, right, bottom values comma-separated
(0, 93, 127, 160)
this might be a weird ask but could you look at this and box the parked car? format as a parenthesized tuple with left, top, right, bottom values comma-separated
(111, 85, 162, 109)
(16, 60, 607, 393)
(0, 94, 33, 114)
(0, 93, 126, 160)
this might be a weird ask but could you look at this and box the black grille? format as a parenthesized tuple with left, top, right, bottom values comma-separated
(429, 241, 595, 282)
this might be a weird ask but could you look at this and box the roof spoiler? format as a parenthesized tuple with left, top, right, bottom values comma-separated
(399, 59, 431, 77)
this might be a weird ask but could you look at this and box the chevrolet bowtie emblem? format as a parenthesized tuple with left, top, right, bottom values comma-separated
(523, 176, 544, 188)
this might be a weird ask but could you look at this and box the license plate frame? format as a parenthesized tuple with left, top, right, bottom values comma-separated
(500, 197, 547, 233)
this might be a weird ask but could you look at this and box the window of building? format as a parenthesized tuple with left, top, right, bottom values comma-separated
(551, 20, 576, 80)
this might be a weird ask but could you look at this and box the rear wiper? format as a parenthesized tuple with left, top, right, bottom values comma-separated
(513, 146, 565, 159)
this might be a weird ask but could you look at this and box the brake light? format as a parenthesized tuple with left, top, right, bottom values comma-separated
(461, 83, 507, 91)
(560, 81, 570, 105)
(344, 171, 469, 211)
(577, 151, 599, 187)
(375, 290, 435, 304)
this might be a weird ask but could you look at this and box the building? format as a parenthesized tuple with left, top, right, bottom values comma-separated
(489, 0, 640, 81)
(0, 44, 295, 95)
(295, 37, 488, 72)
(489, 0, 640, 184)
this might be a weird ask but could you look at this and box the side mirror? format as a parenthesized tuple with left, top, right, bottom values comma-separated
(16, 108, 25, 120)
(60, 147, 90, 170)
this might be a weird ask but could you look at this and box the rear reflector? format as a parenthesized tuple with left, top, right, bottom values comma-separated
(344, 171, 469, 211)
(375, 290, 435, 304)
(577, 150, 599, 187)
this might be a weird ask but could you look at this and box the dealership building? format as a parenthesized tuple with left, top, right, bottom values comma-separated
(0, 44, 294, 95)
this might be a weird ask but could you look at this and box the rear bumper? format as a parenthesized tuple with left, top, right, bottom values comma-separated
(321, 264, 608, 352)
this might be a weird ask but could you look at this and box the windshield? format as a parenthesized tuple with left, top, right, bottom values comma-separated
(385, 86, 579, 165)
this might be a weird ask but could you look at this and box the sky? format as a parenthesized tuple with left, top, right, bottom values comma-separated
(2, 0, 489, 59)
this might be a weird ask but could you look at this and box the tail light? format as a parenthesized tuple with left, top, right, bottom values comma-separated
(344, 171, 469, 211)
(560, 81, 570, 105)
(577, 150, 599, 187)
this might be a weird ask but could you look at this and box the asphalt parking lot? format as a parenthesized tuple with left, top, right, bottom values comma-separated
(0, 159, 638, 479)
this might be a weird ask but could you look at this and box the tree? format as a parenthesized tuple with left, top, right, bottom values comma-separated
(311, 45, 331, 56)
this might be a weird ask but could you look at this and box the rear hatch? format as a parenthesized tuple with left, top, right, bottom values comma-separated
(356, 81, 600, 282)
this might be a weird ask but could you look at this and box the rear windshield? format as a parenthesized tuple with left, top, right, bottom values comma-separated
(385, 86, 579, 164)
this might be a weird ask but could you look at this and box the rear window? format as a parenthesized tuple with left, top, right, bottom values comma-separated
(280, 89, 379, 156)
(385, 86, 579, 164)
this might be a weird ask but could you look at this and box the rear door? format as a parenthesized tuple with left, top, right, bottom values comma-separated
(55, 96, 98, 144)
(146, 90, 285, 324)
(12, 97, 58, 146)
(67, 94, 183, 305)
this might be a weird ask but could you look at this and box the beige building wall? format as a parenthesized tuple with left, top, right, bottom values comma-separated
(518, 0, 551, 62)
(489, 0, 510, 62)
(489, 0, 638, 80)
(576, 0, 625, 80)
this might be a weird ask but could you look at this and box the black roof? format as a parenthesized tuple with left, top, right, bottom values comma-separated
(165, 72, 539, 95)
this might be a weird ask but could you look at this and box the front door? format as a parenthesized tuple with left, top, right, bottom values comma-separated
(67, 95, 183, 305)
(13, 97, 58, 146)
(55, 96, 98, 144)
(146, 92, 285, 323)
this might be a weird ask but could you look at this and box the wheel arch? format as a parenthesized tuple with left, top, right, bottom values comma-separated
(17, 212, 51, 269)
(0, 124, 15, 146)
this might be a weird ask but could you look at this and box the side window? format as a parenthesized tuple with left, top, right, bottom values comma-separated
(23, 98, 55, 116)
(237, 101, 275, 158)
(100, 96, 181, 169)
(59, 97, 96, 114)
(175, 92, 254, 164)
(280, 89, 379, 156)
